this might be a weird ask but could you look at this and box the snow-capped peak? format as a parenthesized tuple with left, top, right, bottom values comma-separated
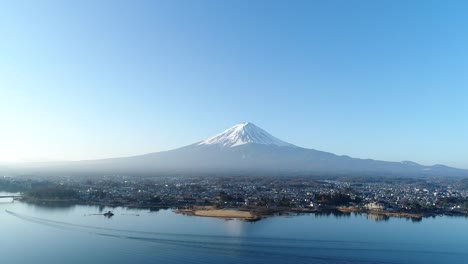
(198, 122, 295, 148)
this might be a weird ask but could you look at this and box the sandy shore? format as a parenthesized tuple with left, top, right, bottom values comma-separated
(195, 209, 254, 218)
(175, 208, 260, 221)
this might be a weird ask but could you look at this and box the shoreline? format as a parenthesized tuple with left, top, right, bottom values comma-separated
(175, 206, 261, 221)
(16, 198, 467, 221)
(336, 206, 424, 219)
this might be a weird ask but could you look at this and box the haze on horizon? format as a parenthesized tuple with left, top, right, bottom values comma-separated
(1, 0, 468, 169)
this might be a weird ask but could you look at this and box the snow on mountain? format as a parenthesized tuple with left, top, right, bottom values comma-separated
(197, 122, 295, 148)
(9, 122, 468, 178)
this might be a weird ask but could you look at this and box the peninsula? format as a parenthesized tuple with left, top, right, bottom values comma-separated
(4, 175, 467, 222)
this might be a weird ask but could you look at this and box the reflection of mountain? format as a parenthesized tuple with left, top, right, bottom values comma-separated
(10, 122, 468, 177)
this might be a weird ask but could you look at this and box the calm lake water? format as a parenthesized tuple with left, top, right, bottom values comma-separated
(1, 192, 467, 264)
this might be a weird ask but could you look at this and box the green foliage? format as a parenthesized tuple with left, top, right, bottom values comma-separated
(219, 191, 233, 202)
(150, 196, 161, 204)
(315, 193, 358, 206)
(279, 197, 291, 207)
(0, 179, 28, 192)
(26, 186, 78, 200)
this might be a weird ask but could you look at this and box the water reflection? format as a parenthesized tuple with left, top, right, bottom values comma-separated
(22, 202, 77, 213)
(0, 191, 444, 224)
(2, 200, 468, 264)
(366, 213, 389, 222)
(224, 219, 245, 236)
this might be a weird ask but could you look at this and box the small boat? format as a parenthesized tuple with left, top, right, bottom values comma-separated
(103, 211, 114, 217)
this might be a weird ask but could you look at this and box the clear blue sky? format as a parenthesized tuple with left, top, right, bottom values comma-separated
(1, 0, 467, 168)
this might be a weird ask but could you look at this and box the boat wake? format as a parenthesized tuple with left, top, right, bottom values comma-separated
(6, 210, 459, 264)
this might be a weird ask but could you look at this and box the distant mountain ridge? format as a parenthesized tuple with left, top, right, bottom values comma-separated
(6, 122, 468, 178)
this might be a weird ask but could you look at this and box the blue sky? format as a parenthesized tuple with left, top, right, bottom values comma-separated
(1, 0, 467, 168)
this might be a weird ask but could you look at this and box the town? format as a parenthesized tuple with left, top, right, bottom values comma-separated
(1, 175, 468, 220)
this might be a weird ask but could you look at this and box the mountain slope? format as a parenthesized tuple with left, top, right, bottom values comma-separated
(9, 122, 468, 178)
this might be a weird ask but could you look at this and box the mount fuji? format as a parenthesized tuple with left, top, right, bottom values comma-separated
(197, 122, 294, 148)
(12, 122, 468, 178)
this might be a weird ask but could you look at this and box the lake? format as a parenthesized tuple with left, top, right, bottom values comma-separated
(1, 192, 467, 264)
